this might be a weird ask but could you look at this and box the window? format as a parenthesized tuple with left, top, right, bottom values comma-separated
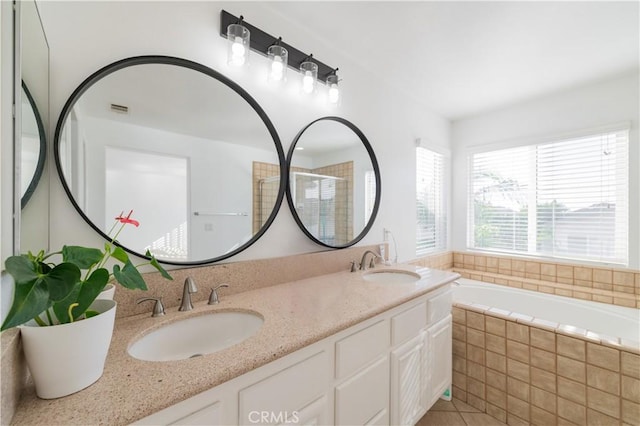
(468, 128, 629, 265)
(416, 147, 448, 255)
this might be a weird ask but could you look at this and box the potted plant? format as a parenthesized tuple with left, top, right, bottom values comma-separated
(1, 210, 173, 399)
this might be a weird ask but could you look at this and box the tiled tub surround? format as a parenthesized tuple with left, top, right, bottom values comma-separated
(452, 252, 640, 309)
(451, 303, 640, 426)
(9, 261, 458, 424)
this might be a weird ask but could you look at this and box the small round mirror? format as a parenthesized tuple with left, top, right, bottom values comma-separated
(286, 117, 381, 248)
(21, 82, 47, 209)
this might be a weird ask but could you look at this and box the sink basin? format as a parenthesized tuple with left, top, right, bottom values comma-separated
(362, 270, 421, 284)
(128, 311, 263, 361)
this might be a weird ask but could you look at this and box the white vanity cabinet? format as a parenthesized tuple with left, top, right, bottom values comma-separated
(134, 283, 453, 426)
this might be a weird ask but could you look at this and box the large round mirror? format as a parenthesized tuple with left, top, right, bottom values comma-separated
(21, 81, 47, 209)
(54, 56, 286, 265)
(286, 117, 381, 248)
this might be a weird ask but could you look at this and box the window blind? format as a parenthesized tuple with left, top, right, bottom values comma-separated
(416, 147, 447, 255)
(468, 129, 629, 265)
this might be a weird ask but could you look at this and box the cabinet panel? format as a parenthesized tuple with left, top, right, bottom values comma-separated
(335, 356, 389, 425)
(365, 409, 388, 426)
(391, 302, 427, 346)
(279, 395, 330, 426)
(390, 334, 426, 426)
(169, 401, 221, 425)
(427, 289, 452, 325)
(425, 314, 452, 410)
(239, 351, 330, 425)
(335, 320, 389, 379)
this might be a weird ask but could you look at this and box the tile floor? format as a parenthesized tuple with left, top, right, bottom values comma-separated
(416, 398, 507, 426)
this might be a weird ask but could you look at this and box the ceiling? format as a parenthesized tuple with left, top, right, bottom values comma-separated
(261, 1, 639, 120)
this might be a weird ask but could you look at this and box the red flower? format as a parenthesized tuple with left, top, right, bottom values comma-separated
(115, 210, 140, 227)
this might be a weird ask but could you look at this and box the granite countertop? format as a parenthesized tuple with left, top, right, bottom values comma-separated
(11, 264, 459, 425)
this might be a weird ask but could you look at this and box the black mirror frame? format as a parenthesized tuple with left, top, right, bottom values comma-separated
(21, 81, 47, 209)
(53, 55, 287, 265)
(285, 116, 381, 249)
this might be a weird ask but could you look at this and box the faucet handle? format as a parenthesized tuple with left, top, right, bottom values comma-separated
(369, 255, 380, 269)
(209, 284, 229, 305)
(350, 261, 359, 272)
(136, 297, 165, 317)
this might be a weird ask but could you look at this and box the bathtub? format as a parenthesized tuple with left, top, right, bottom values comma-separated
(453, 278, 639, 345)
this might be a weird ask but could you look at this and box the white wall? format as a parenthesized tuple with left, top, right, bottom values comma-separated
(451, 72, 640, 268)
(38, 1, 451, 267)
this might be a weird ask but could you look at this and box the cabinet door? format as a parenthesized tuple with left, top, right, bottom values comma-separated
(424, 314, 452, 409)
(390, 334, 426, 426)
(335, 356, 389, 425)
(283, 395, 330, 426)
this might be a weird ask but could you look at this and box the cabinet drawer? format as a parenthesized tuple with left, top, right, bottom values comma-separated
(168, 402, 221, 425)
(391, 302, 427, 346)
(335, 355, 389, 426)
(427, 289, 452, 325)
(335, 319, 389, 379)
(238, 351, 330, 425)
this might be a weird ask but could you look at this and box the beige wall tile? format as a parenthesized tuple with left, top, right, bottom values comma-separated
(507, 322, 530, 344)
(587, 343, 620, 372)
(487, 351, 507, 374)
(454, 339, 467, 357)
(557, 355, 586, 383)
(498, 258, 512, 274)
(487, 334, 507, 355)
(453, 307, 466, 324)
(507, 395, 530, 421)
(468, 377, 485, 398)
(622, 375, 640, 403)
(541, 263, 556, 279)
(557, 335, 586, 361)
(531, 367, 557, 392)
(487, 257, 499, 270)
(487, 369, 507, 390)
(574, 266, 592, 282)
(593, 294, 613, 304)
(454, 355, 467, 374)
(467, 311, 486, 331)
(587, 386, 620, 418)
(486, 385, 507, 409)
(613, 271, 635, 287)
(468, 360, 486, 382)
(454, 371, 467, 391)
(558, 396, 587, 424)
(531, 406, 556, 426)
(507, 358, 530, 382)
(475, 256, 487, 268)
(587, 365, 620, 395)
(508, 377, 530, 402)
(507, 340, 530, 364)
(530, 328, 555, 352)
(525, 261, 540, 275)
(587, 408, 620, 426)
(531, 386, 556, 413)
(486, 316, 507, 336)
(453, 323, 466, 341)
(468, 328, 486, 349)
(487, 403, 508, 423)
(531, 347, 556, 373)
(453, 386, 467, 403)
(622, 399, 640, 425)
(506, 413, 529, 426)
(593, 268, 613, 284)
(512, 260, 525, 273)
(467, 393, 486, 412)
(557, 265, 574, 281)
(468, 344, 486, 365)
(558, 376, 586, 405)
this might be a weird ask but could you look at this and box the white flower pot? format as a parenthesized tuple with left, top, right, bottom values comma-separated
(19, 299, 117, 399)
(97, 283, 115, 300)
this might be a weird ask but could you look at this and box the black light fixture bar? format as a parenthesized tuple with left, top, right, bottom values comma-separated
(220, 10, 337, 83)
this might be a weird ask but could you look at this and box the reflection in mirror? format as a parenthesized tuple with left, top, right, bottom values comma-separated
(19, 0, 50, 255)
(55, 56, 285, 265)
(20, 83, 46, 208)
(286, 117, 381, 248)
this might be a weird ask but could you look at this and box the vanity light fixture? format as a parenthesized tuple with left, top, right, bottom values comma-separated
(220, 10, 341, 101)
(226, 15, 250, 67)
(300, 56, 318, 94)
(326, 68, 340, 105)
(267, 38, 288, 83)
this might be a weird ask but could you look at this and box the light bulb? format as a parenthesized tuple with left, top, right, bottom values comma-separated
(328, 83, 340, 104)
(271, 56, 284, 81)
(302, 71, 314, 94)
(231, 36, 246, 66)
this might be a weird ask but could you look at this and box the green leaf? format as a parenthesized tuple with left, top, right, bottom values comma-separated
(113, 260, 147, 290)
(45, 263, 82, 302)
(146, 250, 173, 280)
(62, 246, 104, 269)
(111, 246, 129, 263)
(51, 284, 81, 324)
(0, 277, 49, 330)
(74, 268, 109, 316)
(5, 255, 39, 285)
(84, 310, 99, 319)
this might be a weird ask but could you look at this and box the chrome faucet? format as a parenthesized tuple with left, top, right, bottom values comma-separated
(359, 250, 381, 270)
(208, 284, 229, 305)
(179, 277, 197, 311)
